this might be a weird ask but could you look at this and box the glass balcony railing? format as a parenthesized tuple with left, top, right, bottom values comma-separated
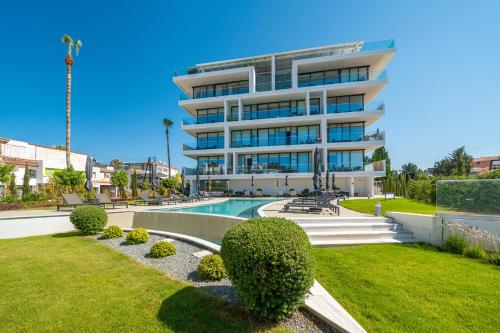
(231, 135, 321, 148)
(242, 106, 306, 121)
(182, 117, 224, 125)
(360, 39, 395, 52)
(327, 100, 384, 114)
(235, 163, 312, 174)
(298, 70, 387, 88)
(327, 160, 386, 172)
(193, 86, 249, 99)
(328, 131, 385, 143)
(184, 165, 225, 175)
(183, 142, 224, 151)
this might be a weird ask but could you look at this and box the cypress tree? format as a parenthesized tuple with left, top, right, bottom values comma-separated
(131, 170, 138, 197)
(22, 164, 31, 200)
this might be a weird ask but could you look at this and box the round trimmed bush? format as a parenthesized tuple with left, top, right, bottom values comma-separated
(126, 228, 150, 244)
(464, 246, 487, 260)
(221, 217, 314, 321)
(102, 225, 123, 239)
(197, 254, 226, 280)
(444, 235, 468, 254)
(150, 240, 176, 257)
(70, 206, 107, 235)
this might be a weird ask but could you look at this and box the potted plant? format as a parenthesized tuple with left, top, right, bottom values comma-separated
(256, 188, 263, 197)
(289, 188, 296, 196)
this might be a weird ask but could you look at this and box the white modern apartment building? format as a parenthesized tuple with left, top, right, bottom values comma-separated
(174, 39, 395, 196)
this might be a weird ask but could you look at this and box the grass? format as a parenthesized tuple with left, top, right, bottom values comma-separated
(0, 232, 290, 333)
(314, 243, 500, 333)
(340, 198, 436, 216)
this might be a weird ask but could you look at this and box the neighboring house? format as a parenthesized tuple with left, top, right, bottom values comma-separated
(173, 39, 394, 196)
(119, 161, 179, 186)
(0, 137, 117, 196)
(92, 165, 118, 197)
(471, 156, 500, 175)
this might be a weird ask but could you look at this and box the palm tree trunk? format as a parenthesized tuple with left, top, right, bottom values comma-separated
(166, 128, 171, 178)
(65, 56, 73, 169)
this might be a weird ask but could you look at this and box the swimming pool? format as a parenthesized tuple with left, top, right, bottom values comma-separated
(161, 199, 275, 218)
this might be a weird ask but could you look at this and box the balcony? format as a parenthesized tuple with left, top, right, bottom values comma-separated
(231, 135, 321, 148)
(242, 106, 306, 121)
(182, 116, 224, 125)
(327, 160, 386, 173)
(235, 163, 312, 174)
(328, 131, 385, 144)
(183, 142, 224, 151)
(184, 165, 225, 175)
(298, 69, 386, 88)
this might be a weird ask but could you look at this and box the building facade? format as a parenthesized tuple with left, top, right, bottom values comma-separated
(173, 39, 395, 196)
(0, 137, 115, 196)
(471, 156, 500, 175)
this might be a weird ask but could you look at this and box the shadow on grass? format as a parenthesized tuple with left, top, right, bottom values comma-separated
(51, 231, 82, 238)
(157, 286, 279, 333)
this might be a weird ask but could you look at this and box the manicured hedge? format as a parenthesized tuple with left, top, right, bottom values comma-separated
(150, 240, 176, 257)
(126, 228, 150, 244)
(197, 254, 226, 280)
(70, 206, 107, 235)
(221, 217, 314, 321)
(436, 180, 500, 215)
(102, 226, 123, 239)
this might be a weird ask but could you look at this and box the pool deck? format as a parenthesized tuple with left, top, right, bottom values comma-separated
(260, 199, 371, 218)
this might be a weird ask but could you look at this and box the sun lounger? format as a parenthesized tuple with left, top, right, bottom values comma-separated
(94, 193, 128, 209)
(57, 193, 90, 211)
(172, 194, 192, 203)
(136, 194, 161, 205)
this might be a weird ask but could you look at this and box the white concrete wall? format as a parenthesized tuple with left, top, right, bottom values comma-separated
(387, 212, 442, 246)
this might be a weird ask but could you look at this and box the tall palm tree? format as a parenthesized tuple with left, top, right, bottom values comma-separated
(61, 34, 83, 168)
(162, 118, 174, 178)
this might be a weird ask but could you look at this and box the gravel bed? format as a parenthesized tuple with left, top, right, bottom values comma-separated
(97, 233, 338, 333)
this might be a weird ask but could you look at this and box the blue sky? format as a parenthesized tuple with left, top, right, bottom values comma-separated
(0, 0, 499, 170)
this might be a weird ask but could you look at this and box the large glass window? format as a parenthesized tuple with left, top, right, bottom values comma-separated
(327, 150, 364, 171)
(197, 156, 224, 175)
(328, 122, 365, 142)
(298, 66, 370, 87)
(193, 80, 249, 99)
(327, 94, 364, 113)
(197, 107, 224, 124)
(231, 125, 320, 148)
(310, 98, 322, 115)
(242, 99, 306, 120)
(196, 132, 224, 149)
(228, 105, 239, 121)
(237, 152, 311, 174)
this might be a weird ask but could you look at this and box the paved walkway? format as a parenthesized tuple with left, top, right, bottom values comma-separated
(260, 199, 371, 218)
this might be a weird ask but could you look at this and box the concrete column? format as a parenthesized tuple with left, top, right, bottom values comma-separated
(306, 91, 310, 115)
(322, 90, 327, 114)
(223, 100, 229, 122)
(249, 67, 256, 93)
(271, 55, 276, 90)
(349, 176, 355, 197)
(368, 176, 375, 197)
(238, 98, 243, 121)
(321, 118, 328, 144)
(232, 153, 237, 175)
(322, 147, 328, 173)
(223, 153, 228, 175)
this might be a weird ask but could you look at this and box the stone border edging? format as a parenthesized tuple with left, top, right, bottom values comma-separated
(126, 227, 366, 333)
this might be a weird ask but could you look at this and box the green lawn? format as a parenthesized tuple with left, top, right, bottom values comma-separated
(314, 243, 500, 333)
(0, 233, 289, 333)
(340, 198, 436, 216)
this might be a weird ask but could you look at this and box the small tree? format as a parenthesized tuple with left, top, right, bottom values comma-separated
(131, 170, 138, 197)
(110, 170, 129, 198)
(0, 164, 15, 193)
(160, 177, 178, 192)
(22, 164, 31, 200)
(53, 166, 85, 192)
(9, 173, 17, 196)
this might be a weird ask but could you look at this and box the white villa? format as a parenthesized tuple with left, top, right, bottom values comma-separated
(173, 39, 395, 196)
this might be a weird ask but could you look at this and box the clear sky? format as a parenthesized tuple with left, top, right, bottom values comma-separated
(1, 0, 499, 170)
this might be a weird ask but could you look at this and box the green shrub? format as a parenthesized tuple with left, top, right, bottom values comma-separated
(70, 206, 107, 235)
(150, 240, 176, 257)
(464, 246, 488, 260)
(444, 235, 468, 254)
(126, 228, 150, 244)
(488, 253, 500, 266)
(197, 254, 226, 280)
(221, 217, 314, 321)
(102, 225, 123, 239)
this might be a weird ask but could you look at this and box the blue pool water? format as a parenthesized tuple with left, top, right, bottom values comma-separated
(161, 199, 275, 218)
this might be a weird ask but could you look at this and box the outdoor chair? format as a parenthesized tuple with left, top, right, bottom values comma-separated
(57, 193, 91, 211)
(94, 193, 128, 209)
(136, 194, 161, 206)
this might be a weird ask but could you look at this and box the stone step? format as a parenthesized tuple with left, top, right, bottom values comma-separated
(293, 217, 393, 225)
(311, 238, 419, 246)
(306, 230, 414, 241)
(299, 222, 400, 233)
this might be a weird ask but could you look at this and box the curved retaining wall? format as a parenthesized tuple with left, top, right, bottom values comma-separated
(132, 211, 244, 243)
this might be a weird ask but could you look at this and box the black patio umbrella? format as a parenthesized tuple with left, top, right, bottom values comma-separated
(251, 175, 255, 195)
(208, 176, 212, 192)
(312, 147, 322, 192)
(195, 169, 200, 192)
(325, 169, 330, 191)
(84, 155, 93, 192)
(181, 168, 186, 194)
(151, 163, 158, 192)
(331, 171, 336, 191)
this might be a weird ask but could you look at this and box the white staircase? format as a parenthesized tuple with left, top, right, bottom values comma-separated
(293, 217, 416, 246)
